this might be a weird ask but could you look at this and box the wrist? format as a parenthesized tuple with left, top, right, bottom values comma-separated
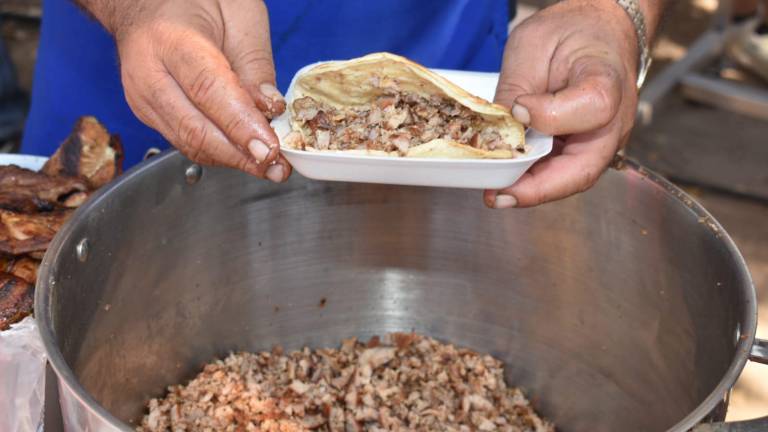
(559, 0, 641, 75)
(568, 0, 662, 39)
(74, 0, 151, 40)
(611, 0, 652, 87)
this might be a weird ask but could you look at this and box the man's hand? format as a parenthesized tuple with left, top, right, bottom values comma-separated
(485, 0, 662, 208)
(76, 0, 291, 182)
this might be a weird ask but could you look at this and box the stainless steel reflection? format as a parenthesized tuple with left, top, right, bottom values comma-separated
(36, 152, 764, 431)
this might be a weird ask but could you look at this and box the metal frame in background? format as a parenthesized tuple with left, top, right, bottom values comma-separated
(637, 0, 768, 125)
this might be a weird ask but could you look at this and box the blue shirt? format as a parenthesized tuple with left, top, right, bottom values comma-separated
(23, 0, 512, 167)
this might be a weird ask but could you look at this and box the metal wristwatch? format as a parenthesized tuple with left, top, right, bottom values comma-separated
(614, 0, 652, 88)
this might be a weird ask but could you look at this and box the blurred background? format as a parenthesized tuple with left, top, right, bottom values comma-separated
(1, 0, 766, 423)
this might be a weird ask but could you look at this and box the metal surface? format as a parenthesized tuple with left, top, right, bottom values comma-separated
(75, 239, 88, 263)
(694, 416, 768, 432)
(680, 73, 768, 122)
(184, 163, 202, 185)
(750, 338, 768, 365)
(42, 364, 64, 432)
(36, 151, 760, 432)
(142, 147, 162, 161)
(637, 0, 768, 125)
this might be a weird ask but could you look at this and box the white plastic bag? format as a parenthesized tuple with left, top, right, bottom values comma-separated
(0, 316, 47, 432)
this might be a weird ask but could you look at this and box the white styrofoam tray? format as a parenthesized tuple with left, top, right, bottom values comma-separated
(0, 154, 47, 171)
(272, 66, 552, 189)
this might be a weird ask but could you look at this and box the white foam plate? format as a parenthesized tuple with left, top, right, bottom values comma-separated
(0, 154, 48, 171)
(272, 66, 552, 189)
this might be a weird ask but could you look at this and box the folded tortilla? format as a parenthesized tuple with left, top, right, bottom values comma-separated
(281, 52, 526, 159)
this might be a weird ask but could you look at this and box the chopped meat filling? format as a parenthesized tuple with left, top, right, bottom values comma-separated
(138, 333, 554, 432)
(289, 92, 510, 155)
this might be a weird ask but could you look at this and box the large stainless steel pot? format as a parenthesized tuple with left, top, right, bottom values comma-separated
(36, 151, 767, 431)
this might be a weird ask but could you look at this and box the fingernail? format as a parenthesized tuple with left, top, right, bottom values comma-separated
(266, 164, 284, 183)
(512, 104, 530, 125)
(494, 194, 518, 209)
(259, 83, 285, 104)
(248, 139, 270, 161)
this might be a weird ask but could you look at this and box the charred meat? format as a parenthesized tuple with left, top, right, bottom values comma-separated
(288, 91, 509, 155)
(42, 116, 124, 189)
(0, 209, 72, 255)
(0, 272, 34, 330)
(26, 250, 46, 260)
(0, 165, 88, 212)
(0, 116, 123, 333)
(0, 254, 40, 284)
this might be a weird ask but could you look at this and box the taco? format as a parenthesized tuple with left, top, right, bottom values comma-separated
(280, 53, 526, 159)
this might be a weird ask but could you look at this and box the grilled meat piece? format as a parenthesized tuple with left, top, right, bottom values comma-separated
(0, 255, 40, 284)
(61, 191, 89, 208)
(26, 250, 45, 260)
(0, 272, 34, 330)
(0, 192, 56, 213)
(0, 209, 72, 255)
(10, 257, 40, 284)
(42, 116, 124, 189)
(0, 255, 14, 274)
(0, 165, 89, 212)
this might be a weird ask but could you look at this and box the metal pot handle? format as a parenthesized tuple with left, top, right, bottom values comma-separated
(143, 147, 162, 161)
(693, 338, 768, 432)
(749, 338, 768, 365)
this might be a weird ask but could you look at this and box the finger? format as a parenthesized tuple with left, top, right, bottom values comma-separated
(264, 154, 293, 183)
(129, 68, 269, 179)
(484, 127, 620, 208)
(220, 0, 285, 119)
(161, 31, 280, 165)
(515, 59, 623, 136)
(493, 25, 559, 110)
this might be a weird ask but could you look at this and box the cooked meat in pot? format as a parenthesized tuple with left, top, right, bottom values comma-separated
(138, 333, 554, 432)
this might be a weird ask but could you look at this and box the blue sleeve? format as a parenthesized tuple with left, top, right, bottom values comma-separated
(268, 0, 510, 91)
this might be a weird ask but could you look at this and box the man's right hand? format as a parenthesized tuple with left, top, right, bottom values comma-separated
(78, 0, 291, 182)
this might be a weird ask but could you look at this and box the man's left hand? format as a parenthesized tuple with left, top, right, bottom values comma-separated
(486, 0, 643, 208)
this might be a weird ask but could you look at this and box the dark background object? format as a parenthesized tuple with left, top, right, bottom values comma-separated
(0, 0, 40, 152)
(0, 31, 27, 152)
(630, 95, 768, 201)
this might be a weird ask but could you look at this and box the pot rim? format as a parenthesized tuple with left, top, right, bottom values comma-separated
(34, 152, 758, 431)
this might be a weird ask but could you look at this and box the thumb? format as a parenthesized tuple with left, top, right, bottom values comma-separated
(515, 58, 622, 136)
(493, 26, 557, 118)
(220, 0, 285, 119)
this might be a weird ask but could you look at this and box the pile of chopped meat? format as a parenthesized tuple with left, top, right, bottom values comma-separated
(0, 116, 122, 330)
(287, 92, 511, 155)
(138, 333, 554, 432)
